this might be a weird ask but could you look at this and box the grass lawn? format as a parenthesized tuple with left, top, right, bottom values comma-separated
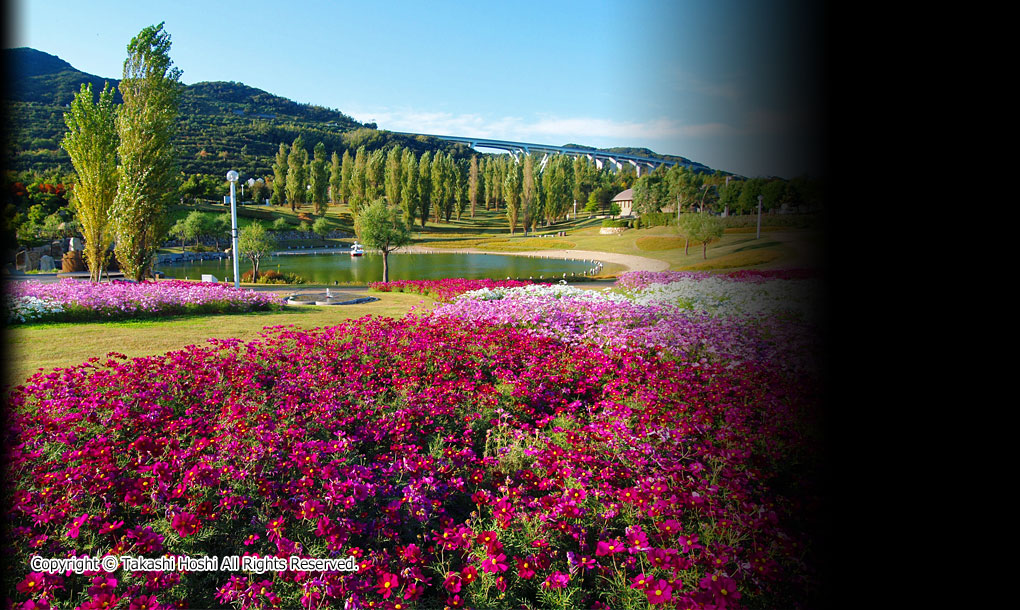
(7, 204, 824, 385)
(4, 291, 434, 387)
(166, 201, 824, 274)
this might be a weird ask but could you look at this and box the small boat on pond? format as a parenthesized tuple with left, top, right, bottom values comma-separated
(350, 241, 364, 257)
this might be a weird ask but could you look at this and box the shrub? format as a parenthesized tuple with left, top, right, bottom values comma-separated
(240, 269, 306, 284)
(638, 212, 673, 228)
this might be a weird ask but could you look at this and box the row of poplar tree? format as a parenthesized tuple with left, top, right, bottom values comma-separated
(264, 140, 621, 235)
(60, 23, 181, 283)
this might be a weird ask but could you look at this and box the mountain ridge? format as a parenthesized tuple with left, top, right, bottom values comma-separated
(3, 47, 717, 178)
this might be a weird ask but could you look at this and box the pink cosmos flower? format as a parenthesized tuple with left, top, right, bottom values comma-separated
(460, 565, 479, 585)
(129, 596, 159, 610)
(170, 512, 201, 538)
(66, 513, 89, 539)
(15, 572, 45, 594)
(595, 538, 623, 556)
(631, 573, 652, 590)
(646, 579, 673, 604)
(543, 571, 570, 589)
(442, 572, 462, 593)
(376, 572, 399, 599)
(516, 555, 536, 579)
(481, 552, 508, 573)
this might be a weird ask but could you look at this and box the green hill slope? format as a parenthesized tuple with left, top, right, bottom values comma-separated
(3, 47, 475, 177)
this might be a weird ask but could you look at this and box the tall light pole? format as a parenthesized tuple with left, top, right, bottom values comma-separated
(227, 170, 240, 287)
(756, 194, 763, 239)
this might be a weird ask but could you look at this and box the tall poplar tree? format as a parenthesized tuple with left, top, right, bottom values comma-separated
(417, 151, 432, 228)
(503, 158, 521, 235)
(271, 142, 287, 206)
(62, 82, 119, 281)
(340, 149, 354, 205)
(522, 154, 540, 234)
(112, 22, 182, 281)
(385, 145, 403, 209)
(350, 146, 367, 217)
(329, 151, 342, 204)
(310, 141, 328, 215)
(400, 150, 418, 226)
(431, 151, 448, 223)
(366, 148, 386, 200)
(468, 155, 479, 218)
(482, 157, 493, 210)
(286, 136, 308, 211)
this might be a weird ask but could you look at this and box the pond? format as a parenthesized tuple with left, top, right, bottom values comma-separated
(157, 251, 609, 284)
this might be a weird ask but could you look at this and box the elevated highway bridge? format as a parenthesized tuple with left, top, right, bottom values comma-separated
(393, 132, 711, 176)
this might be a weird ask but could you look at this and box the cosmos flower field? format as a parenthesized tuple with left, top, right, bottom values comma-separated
(3, 271, 826, 609)
(4, 280, 283, 324)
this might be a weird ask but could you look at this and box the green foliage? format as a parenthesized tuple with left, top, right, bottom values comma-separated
(271, 143, 287, 206)
(311, 216, 331, 237)
(238, 221, 276, 281)
(354, 199, 411, 282)
(112, 22, 182, 282)
(678, 213, 725, 259)
(270, 217, 291, 231)
(285, 136, 308, 211)
(637, 212, 673, 228)
(503, 157, 521, 234)
(310, 141, 328, 214)
(61, 81, 118, 281)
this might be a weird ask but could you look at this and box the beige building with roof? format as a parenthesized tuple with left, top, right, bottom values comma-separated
(612, 188, 634, 217)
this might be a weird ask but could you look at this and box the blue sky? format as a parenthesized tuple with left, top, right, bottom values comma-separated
(7, 0, 825, 178)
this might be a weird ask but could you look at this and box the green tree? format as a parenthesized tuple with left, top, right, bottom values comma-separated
(329, 151, 342, 204)
(354, 199, 411, 283)
(238, 221, 276, 282)
(454, 159, 467, 221)
(310, 141, 328, 215)
(111, 22, 182, 281)
(271, 143, 287, 206)
(431, 151, 449, 223)
(366, 148, 386, 200)
(632, 170, 668, 215)
(61, 82, 119, 281)
(417, 151, 432, 228)
(350, 145, 368, 217)
(249, 178, 267, 205)
(718, 178, 742, 215)
(689, 214, 724, 259)
(286, 136, 308, 211)
(676, 213, 700, 255)
(400, 150, 419, 226)
(737, 178, 764, 214)
(171, 210, 208, 251)
(468, 155, 480, 218)
(385, 145, 403, 209)
(312, 216, 331, 237)
(522, 154, 540, 233)
(762, 179, 786, 211)
(340, 149, 354, 205)
(503, 158, 521, 235)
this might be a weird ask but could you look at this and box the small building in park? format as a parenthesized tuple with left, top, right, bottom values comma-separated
(612, 188, 635, 217)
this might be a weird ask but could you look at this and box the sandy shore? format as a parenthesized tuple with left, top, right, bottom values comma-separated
(395, 246, 669, 273)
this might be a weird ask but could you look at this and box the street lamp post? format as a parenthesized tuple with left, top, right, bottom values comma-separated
(227, 170, 240, 287)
